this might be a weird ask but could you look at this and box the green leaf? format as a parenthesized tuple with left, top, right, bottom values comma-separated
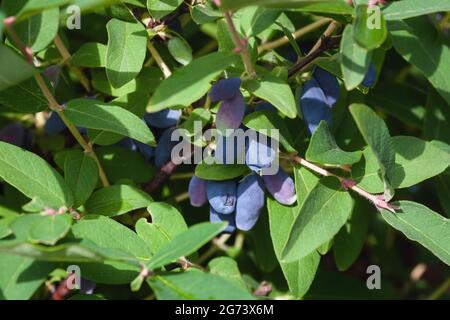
(0, 10, 5, 39)
(191, 4, 222, 25)
(381, 201, 450, 266)
(92, 67, 162, 98)
(14, 8, 59, 52)
(96, 146, 156, 183)
(243, 110, 296, 153)
(106, 19, 147, 88)
(353, 4, 387, 50)
(168, 37, 193, 66)
(340, 25, 372, 90)
(353, 136, 450, 193)
(0, 254, 54, 300)
(282, 177, 354, 262)
(147, 0, 183, 20)
(147, 222, 226, 269)
(28, 214, 72, 246)
(148, 269, 255, 300)
(0, 44, 36, 91)
(236, 6, 280, 37)
(85, 185, 152, 217)
(367, 82, 426, 129)
(72, 215, 151, 261)
(72, 42, 107, 68)
(243, 73, 297, 119)
(195, 162, 249, 181)
(424, 88, 450, 145)
(0, 239, 138, 264)
(64, 98, 155, 145)
(436, 175, 450, 217)
(267, 166, 321, 297)
(383, 0, 450, 21)
(333, 198, 370, 271)
(390, 17, 450, 106)
(221, 0, 352, 14)
(147, 52, 238, 112)
(208, 257, 248, 290)
(306, 121, 362, 165)
(135, 202, 188, 254)
(16, 0, 122, 20)
(64, 150, 99, 208)
(0, 141, 73, 208)
(0, 77, 49, 113)
(349, 103, 395, 200)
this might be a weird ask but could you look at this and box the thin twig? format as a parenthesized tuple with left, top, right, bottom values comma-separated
(290, 155, 398, 213)
(4, 20, 110, 187)
(287, 35, 341, 78)
(53, 35, 91, 92)
(223, 11, 256, 77)
(147, 41, 172, 78)
(258, 18, 331, 53)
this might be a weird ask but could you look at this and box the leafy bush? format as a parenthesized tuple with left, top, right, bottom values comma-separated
(0, 0, 449, 300)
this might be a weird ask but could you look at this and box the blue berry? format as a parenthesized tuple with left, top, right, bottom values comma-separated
(209, 77, 241, 103)
(362, 63, 377, 88)
(215, 92, 246, 134)
(45, 112, 67, 135)
(300, 77, 333, 134)
(207, 179, 237, 214)
(189, 176, 208, 207)
(210, 207, 236, 233)
(313, 67, 340, 107)
(262, 168, 296, 206)
(144, 109, 181, 129)
(235, 174, 265, 231)
(245, 131, 276, 173)
(155, 128, 179, 168)
(255, 102, 277, 113)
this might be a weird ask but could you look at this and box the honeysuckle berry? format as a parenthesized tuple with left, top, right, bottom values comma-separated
(188, 175, 208, 207)
(206, 179, 237, 215)
(235, 174, 265, 231)
(144, 109, 181, 129)
(209, 77, 241, 103)
(262, 168, 296, 206)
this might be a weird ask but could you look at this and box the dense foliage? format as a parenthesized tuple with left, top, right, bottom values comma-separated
(0, 0, 449, 300)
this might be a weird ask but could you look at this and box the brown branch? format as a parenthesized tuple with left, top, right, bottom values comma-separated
(287, 35, 341, 78)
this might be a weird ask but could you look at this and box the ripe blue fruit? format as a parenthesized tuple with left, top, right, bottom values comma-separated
(362, 63, 377, 88)
(45, 112, 67, 135)
(210, 207, 236, 233)
(207, 179, 237, 214)
(262, 168, 296, 206)
(313, 67, 340, 107)
(209, 77, 241, 103)
(43, 65, 60, 88)
(245, 131, 276, 173)
(215, 92, 246, 133)
(235, 174, 265, 231)
(300, 77, 333, 134)
(144, 109, 181, 129)
(188, 176, 208, 207)
(135, 140, 155, 161)
(0, 123, 27, 147)
(155, 128, 179, 168)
